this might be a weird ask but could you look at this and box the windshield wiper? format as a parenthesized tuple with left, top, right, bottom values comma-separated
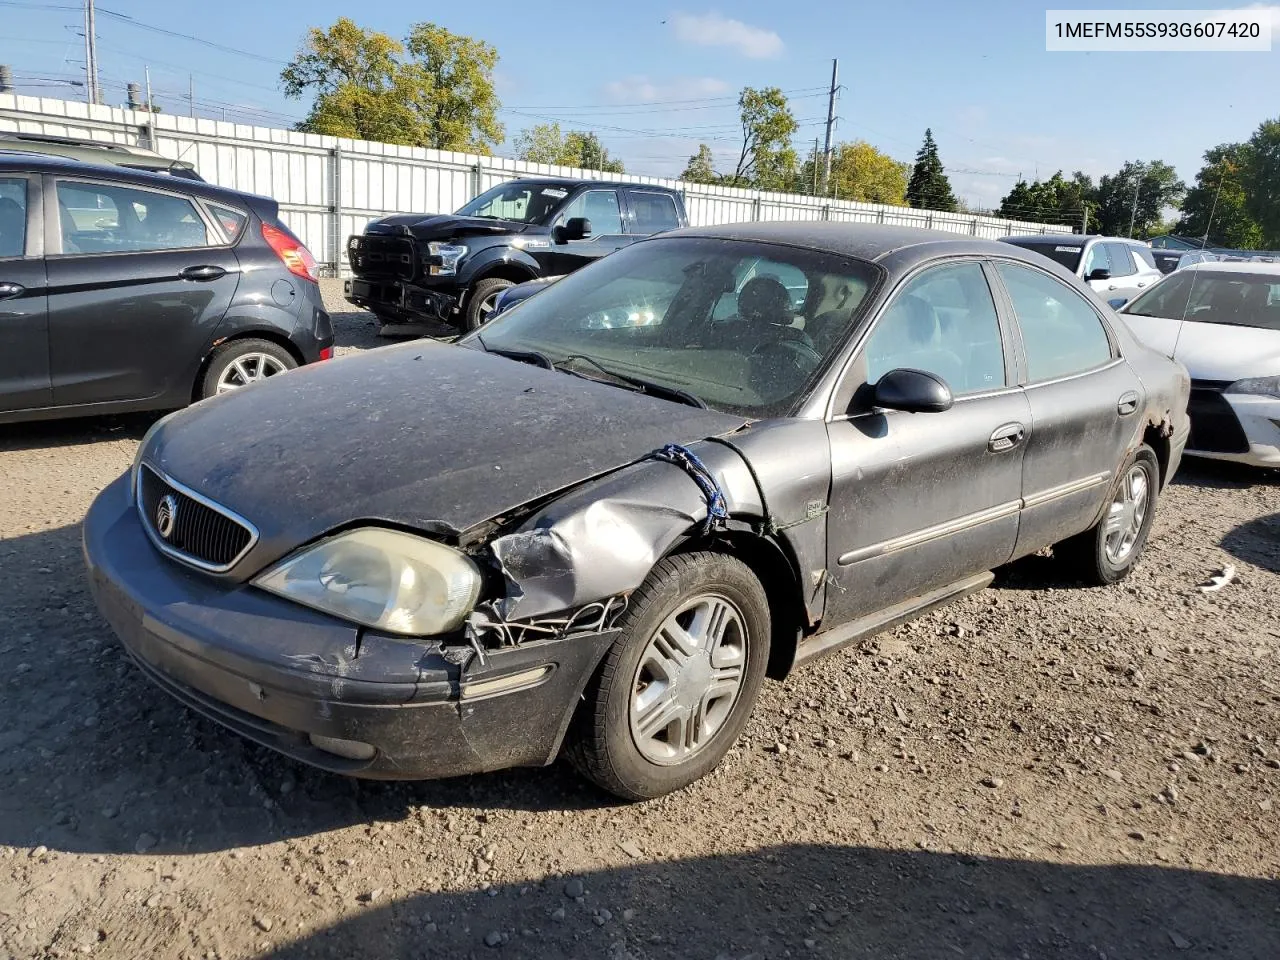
(557, 354, 707, 409)
(474, 334, 554, 370)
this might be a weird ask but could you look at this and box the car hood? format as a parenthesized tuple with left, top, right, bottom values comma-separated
(366, 214, 535, 241)
(143, 342, 746, 574)
(1125, 314, 1280, 381)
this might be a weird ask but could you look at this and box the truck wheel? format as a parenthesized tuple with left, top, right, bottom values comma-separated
(464, 278, 514, 331)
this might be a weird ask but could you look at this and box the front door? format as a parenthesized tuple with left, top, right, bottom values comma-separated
(538, 187, 632, 275)
(45, 176, 241, 407)
(825, 260, 1030, 625)
(991, 260, 1144, 555)
(0, 173, 50, 413)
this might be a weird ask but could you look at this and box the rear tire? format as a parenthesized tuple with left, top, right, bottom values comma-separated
(464, 278, 514, 331)
(1056, 444, 1160, 585)
(566, 552, 771, 801)
(199, 338, 296, 400)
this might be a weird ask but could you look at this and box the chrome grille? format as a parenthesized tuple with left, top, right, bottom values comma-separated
(137, 465, 258, 572)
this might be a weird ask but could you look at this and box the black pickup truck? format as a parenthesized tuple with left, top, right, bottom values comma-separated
(344, 177, 688, 331)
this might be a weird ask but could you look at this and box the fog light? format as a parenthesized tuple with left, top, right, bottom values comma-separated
(308, 733, 376, 760)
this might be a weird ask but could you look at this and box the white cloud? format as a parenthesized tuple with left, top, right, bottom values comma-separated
(1239, 3, 1280, 40)
(603, 75, 731, 103)
(671, 12, 784, 59)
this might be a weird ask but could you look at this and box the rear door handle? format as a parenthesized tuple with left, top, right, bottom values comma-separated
(1117, 390, 1139, 415)
(0, 282, 24, 300)
(179, 265, 227, 282)
(988, 422, 1025, 453)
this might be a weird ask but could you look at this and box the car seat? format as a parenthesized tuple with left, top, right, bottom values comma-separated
(57, 199, 82, 254)
(872, 293, 965, 387)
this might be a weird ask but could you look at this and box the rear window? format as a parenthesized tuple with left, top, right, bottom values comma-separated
(1002, 238, 1083, 272)
(207, 202, 248, 242)
(1126, 271, 1280, 330)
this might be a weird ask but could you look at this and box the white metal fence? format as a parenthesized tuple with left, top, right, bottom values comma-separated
(1, 94, 1074, 275)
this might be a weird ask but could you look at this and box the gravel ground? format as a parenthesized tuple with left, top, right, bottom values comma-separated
(1, 279, 1278, 960)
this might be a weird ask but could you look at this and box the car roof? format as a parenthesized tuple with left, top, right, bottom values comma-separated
(1181, 260, 1280, 277)
(660, 220, 1071, 267)
(504, 176, 680, 193)
(1003, 233, 1146, 247)
(0, 153, 262, 206)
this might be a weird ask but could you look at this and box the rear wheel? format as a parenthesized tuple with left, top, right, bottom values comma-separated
(567, 552, 771, 801)
(1056, 444, 1160, 585)
(199, 339, 296, 400)
(463, 278, 514, 331)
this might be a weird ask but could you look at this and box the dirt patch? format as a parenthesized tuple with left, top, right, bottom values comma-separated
(0, 285, 1277, 959)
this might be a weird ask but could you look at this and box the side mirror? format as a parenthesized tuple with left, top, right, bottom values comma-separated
(1086, 267, 1112, 281)
(1108, 297, 1128, 309)
(564, 217, 591, 241)
(872, 368, 954, 413)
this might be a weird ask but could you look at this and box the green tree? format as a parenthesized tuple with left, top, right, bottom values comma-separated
(1090, 160, 1185, 238)
(730, 87, 798, 190)
(800, 140, 909, 203)
(1176, 143, 1263, 248)
(281, 18, 502, 152)
(998, 170, 1094, 226)
(513, 123, 624, 172)
(1244, 118, 1280, 247)
(681, 143, 720, 184)
(906, 129, 957, 212)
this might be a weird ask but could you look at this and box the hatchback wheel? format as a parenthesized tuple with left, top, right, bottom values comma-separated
(1057, 444, 1160, 585)
(200, 339, 297, 400)
(567, 552, 771, 800)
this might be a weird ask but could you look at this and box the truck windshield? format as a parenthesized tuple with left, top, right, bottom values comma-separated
(1002, 238, 1084, 272)
(455, 182, 571, 224)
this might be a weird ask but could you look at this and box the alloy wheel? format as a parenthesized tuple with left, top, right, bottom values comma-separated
(215, 353, 288, 394)
(629, 593, 748, 765)
(1103, 463, 1149, 565)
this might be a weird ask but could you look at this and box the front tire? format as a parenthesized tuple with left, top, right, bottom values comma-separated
(567, 552, 771, 801)
(1057, 444, 1160, 585)
(199, 338, 296, 400)
(463, 278, 514, 331)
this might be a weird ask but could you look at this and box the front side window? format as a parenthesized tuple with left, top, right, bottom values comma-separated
(55, 181, 210, 254)
(466, 237, 878, 417)
(997, 262, 1114, 381)
(863, 262, 1007, 395)
(1082, 242, 1113, 277)
(557, 189, 623, 235)
(1126, 270, 1280, 331)
(629, 191, 681, 233)
(0, 177, 27, 258)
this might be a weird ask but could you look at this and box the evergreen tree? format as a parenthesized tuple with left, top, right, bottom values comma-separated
(906, 129, 957, 212)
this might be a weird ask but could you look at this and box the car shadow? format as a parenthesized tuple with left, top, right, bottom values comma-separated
(1173, 457, 1278, 491)
(1221, 512, 1280, 574)
(0, 524, 616, 859)
(0, 410, 164, 453)
(252, 843, 1278, 960)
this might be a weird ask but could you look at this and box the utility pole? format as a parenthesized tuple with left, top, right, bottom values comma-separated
(1081, 204, 1089, 235)
(85, 0, 100, 104)
(144, 65, 153, 113)
(811, 137, 819, 195)
(821, 59, 838, 195)
(1128, 163, 1144, 238)
(1202, 170, 1227, 248)
(188, 74, 194, 118)
(0, 65, 13, 95)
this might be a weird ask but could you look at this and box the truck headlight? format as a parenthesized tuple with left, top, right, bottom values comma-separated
(1226, 376, 1280, 399)
(254, 528, 481, 636)
(427, 241, 468, 276)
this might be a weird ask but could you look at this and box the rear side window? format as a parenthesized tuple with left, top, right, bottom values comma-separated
(55, 181, 210, 255)
(1133, 246, 1158, 270)
(0, 177, 26, 258)
(207, 202, 248, 243)
(629, 191, 681, 233)
(997, 262, 1114, 381)
(1106, 243, 1137, 278)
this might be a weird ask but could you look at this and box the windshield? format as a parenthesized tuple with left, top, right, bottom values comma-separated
(455, 182, 570, 224)
(462, 236, 880, 417)
(1003, 238, 1084, 272)
(1125, 270, 1280, 330)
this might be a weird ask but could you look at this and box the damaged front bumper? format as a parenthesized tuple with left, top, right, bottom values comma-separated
(343, 277, 459, 323)
(82, 475, 615, 780)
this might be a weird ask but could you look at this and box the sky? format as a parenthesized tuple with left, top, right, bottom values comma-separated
(2, 0, 1278, 212)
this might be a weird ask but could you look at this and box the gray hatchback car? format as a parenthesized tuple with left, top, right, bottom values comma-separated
(84, 223, 1190, 800)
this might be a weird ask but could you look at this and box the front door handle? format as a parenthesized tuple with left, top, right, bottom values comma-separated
(1137, 281, 1148, 288)
(0, 281, 24, 300)
(179, 265, 227, 282)
(1117, 390, 1139, 416)
(988, 422, 1025, 453)
(1108, 284, 1118, 290)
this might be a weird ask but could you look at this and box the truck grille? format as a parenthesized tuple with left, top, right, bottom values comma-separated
(137, 465, 258, 572)
(1187, 380, 1250, 454)
(348, 235, 415, 280)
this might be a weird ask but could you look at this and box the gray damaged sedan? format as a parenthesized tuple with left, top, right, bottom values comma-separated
(84, 223, 1191, 800)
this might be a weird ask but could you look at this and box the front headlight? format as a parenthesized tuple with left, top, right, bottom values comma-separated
(1226, 376, 1280, 399)
(427, 241, 468, 276)
(254, 528, 481, 636)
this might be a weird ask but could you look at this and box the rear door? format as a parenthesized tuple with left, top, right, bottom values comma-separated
(992, 260, 1143, 555)
(542, 187, 631, 275)
(0, 173, 50, 413)
(825, 260, 1030, 625)
(45, 176, 241, 407)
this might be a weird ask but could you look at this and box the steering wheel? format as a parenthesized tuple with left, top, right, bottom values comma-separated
(750, 328, 824, 397)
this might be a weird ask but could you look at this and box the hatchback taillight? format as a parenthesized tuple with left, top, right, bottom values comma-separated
(262, 222, 319, 282)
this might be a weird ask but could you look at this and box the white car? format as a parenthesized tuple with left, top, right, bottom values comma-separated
(1121, 262, 1280, 467)
(1001, 235, 1164, 308)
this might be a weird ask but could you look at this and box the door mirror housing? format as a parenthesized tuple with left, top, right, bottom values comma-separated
(1086, 267, 1111, 282)
(554, 217, 591, 244)
(872, 368, 954, 413)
